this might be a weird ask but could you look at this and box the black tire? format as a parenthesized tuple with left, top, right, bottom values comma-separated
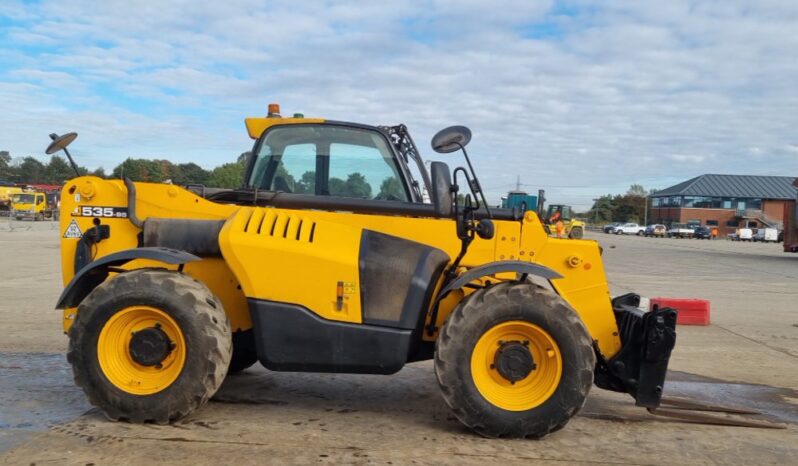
(228, 329, 258, 374)
(568, 227, 583, 239)
(67, 269, 232, 423)
(636, 231, 643, 236)
(435, 282, 595, 439)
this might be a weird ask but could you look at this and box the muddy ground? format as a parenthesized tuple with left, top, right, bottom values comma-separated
(1, 221, 796, 465)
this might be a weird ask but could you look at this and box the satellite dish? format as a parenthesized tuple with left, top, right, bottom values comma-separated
(431, 126, 471, 154)
(46, 132, 78, 155)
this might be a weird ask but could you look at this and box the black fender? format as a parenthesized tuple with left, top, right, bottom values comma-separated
(55, 247, 200, 309)
(425, 260, 563, 335)
(436, 260, 562, 302)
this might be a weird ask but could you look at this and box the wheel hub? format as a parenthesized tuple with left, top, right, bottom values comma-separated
(494, 340, 536, 383)
(129, 326, 174, 367)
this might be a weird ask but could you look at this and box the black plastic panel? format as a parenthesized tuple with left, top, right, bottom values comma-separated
(358, 230, 449, 329)
(142, 218, 224, 257)
(248, 299, 411, 374)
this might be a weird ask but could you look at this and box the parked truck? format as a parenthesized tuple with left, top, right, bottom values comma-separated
(0, 181, 23, 213)
(11, 190, 58, 221)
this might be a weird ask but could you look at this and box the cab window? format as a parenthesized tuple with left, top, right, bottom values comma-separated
(248, 125, 409, 202)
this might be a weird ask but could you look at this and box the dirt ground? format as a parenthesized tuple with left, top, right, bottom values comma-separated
(1, 221, 796, 465)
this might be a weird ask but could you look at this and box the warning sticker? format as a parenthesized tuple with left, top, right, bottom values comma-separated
(63, 219, 83, 239)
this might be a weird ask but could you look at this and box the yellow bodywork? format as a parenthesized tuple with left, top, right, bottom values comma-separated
(0, 186, 23, 208)
(245, 117, 325, 139)
(59, 175, 621, 358)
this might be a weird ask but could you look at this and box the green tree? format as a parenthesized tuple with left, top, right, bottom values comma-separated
(377, 176, 404, 200)
(295, 171, 316, 194)
(0, 151, 14, 181)
(340, 172, 372, 198)
(273, 164, 296, 191)
(91, 167, 107, 178)
(237, 152, 251, 165)
(328, 177, 346, 196)
(627, 184, 647, 197)
(44, 155, 74, 184)
(171, 163, 209, 185)
(17, 157, 46, 183)
(207, 162, 244, 189)
(111, 158, 169, 182)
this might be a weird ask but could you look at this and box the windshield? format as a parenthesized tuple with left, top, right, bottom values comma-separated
(12, 194, 34, 203)
(248, 124, 410, 202)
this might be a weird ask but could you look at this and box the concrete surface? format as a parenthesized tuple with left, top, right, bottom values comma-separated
(0, 222, 796, 465)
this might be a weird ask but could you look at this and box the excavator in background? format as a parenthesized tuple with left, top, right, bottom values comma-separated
(501, 188, 585, 239)
(544, 203, 585, 239)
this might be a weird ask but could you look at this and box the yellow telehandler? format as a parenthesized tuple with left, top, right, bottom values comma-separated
(53, 107, 680, 438)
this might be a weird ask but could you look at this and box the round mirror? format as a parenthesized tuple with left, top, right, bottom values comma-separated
(45, 132, 78, 154)
(431, 126, 471, 154)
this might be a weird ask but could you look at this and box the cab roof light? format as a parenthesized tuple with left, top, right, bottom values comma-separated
(267, 103, 282, 118)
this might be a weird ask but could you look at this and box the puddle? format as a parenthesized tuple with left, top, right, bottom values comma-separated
(664, 371, 798, 425)
(0, 352, 90, 453)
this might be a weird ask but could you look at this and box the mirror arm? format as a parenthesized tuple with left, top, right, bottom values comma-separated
(49, 133, 81, 178)
(455, 143, 491, 218)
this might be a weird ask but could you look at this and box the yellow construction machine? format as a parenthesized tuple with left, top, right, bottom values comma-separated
(53, 106, 680, 438)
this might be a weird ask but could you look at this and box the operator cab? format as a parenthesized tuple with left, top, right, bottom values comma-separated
(546, 204, 573, 221)
(246, 123, 416, 203)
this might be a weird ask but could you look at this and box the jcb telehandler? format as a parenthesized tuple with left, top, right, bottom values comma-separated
(53, 106, 678, 438)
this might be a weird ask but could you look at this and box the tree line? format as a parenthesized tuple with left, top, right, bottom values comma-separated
(584, 184, 657, 224)
(0, 150, 406, 199)
(2, 149, 656, 210)
(0, 150, 250, 189)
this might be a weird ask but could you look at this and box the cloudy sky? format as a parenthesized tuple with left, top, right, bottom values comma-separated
(1, 0, 796, 208)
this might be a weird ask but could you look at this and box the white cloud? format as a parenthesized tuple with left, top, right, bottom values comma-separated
(0, 0, 796, 208)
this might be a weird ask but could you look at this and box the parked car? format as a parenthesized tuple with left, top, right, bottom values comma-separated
(693, 226, 713, 239)
(737, 228, 753, 241)
(752, 228, 778, 243)
(644, 224, 667, 237)
(667, 223, 695, 238)
(615, 223, 646, 235)
(603, 222, 622, 233)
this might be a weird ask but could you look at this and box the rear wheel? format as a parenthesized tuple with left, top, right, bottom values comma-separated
(435, 282, 594, 438)
(67, 269, 232, 423)
(568, 227, 583, 239)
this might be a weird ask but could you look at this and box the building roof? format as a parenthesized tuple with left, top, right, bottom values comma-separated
(652, 174, 797, 200)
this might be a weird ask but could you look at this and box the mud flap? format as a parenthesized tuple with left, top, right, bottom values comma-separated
(594, 293, 677, 408)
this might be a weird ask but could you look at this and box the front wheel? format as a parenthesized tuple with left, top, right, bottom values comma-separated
(435, 282, 595, 438)
(67, 269, 232, 423)
(568, 227, 583, 239)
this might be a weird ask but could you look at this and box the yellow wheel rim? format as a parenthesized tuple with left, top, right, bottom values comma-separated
(97, 306, 186, 395)
(470, 321, 562, 411)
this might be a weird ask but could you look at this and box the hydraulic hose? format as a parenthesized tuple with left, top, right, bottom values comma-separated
(123, 177, 144, 229)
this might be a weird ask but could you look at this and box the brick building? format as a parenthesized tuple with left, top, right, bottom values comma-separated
(649, 174, 795, 235)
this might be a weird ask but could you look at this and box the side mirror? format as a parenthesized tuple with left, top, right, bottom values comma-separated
(431, 126, 472, 154)
(430, 161, 454, 217)
(46, 132, 78, 154)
